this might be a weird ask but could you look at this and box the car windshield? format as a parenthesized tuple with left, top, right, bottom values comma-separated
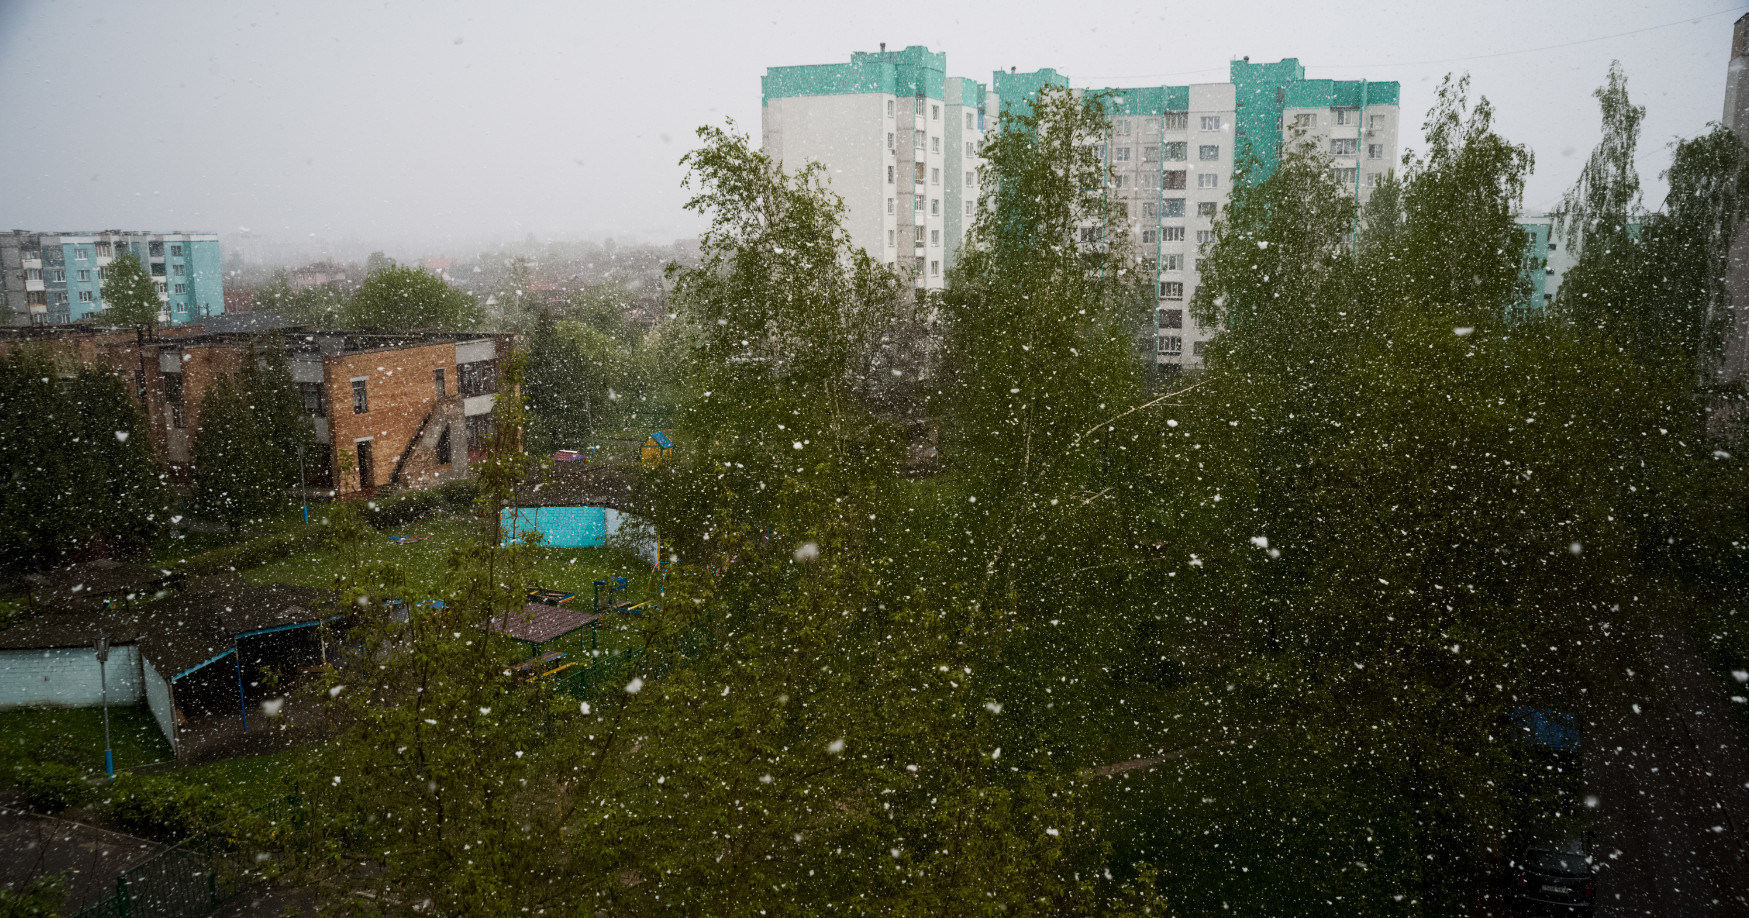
(1528, 850, 1591, 877)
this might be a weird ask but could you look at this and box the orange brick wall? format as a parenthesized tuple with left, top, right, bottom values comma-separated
(323, 343, 459, 496)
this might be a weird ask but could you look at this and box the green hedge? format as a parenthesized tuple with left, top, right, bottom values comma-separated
(12, 761, 92, 812)
(175, 526, 328, 576)
(104, 773, 224, 842)
(358, 479, 480, 530)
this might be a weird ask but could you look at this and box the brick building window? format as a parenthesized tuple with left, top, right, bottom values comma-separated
(352, 378, 369, 414)
(356, 440, 375, 490)
(300, 382, 327, 416)
(161, 373, 183, 402)
(434, 367, 446, 396)
(458, 360, 497, 397)
(172, 404, 186, 429)
(436, 425, 453, 465)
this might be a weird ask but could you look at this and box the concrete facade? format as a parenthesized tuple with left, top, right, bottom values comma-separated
(1722, 14, 1749, 385)
(0, 645, 143, 710)
(1, 230, 223, 327)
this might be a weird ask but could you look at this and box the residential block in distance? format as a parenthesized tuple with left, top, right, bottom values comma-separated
(763, 49, 1401, 371)
(1, 230, 224, 327)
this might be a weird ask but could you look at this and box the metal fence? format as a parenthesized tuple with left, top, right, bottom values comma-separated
(72, 793, 303, 918)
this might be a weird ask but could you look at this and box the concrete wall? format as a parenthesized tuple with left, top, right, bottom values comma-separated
(0, 645, 143, 709)
(142, 655, 178, 756)
(764, 92, 891, 269)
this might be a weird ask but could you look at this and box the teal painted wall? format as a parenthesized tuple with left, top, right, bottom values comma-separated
(991, 68, 1070, 118)
(764, 45, 948, 104)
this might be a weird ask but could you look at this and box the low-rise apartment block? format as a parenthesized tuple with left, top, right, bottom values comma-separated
(1, 230, 224, 327)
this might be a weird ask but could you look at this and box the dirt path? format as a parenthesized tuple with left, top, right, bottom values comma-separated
(1584, 613, 1749, 917)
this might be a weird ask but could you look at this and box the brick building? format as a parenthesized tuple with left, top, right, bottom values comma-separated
(0, 326, 515, 498)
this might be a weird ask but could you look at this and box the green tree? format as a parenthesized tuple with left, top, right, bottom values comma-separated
(188, 347, 319, 528)
(0, 351, 166, 567)
(253, 270, 345, 328)
(342, 265, 482, 330)
(102, 253, 162, 330)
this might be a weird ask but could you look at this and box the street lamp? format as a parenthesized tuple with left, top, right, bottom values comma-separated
(95, 636, 113, 779)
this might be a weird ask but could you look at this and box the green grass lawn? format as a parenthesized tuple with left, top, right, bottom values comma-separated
(0, 706, 174, 780)
(240, 516, 656, 656)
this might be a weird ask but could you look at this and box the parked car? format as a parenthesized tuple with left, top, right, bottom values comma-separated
(1510, 838, 1597, 915)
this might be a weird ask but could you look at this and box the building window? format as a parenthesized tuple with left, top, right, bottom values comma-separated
(932, 136, 941, 153)
(1197, 230, 1215, 244)
(173, 283, 186, 294)
(887, 99, 894, 117)
(1163, 142, 1186, 161)
(931, 199, 939, 215)
(352, 379, 369, 413)
(51, 269, 65, 282)
(78, 291, 93, 302)
(466, 414, 495, 452)
(1163, 198, 1186, 218)
(1193, 341, 1206, 357)
(888, 132, 895, 150)
(1368, 144, 1384, 160)
(1163, 254, 1184, 271)
(75, 247, 91, 259)
(170, 244, 183, 257)
(77, 269, 90, 281)
(162, 373, 183, 402)
(300, 382, 327, 416)
(915, 162, 926, 183)
(149, 241, 163, 257)
(458, 359, 498, 396)
(1081, 227, 1104, 244)
(1199, 145, 1220, 161)
(965, 200, 973, 216)
(1331, 138, 1358, 156)
(151, 262, 166, 276)
(888, 198, 895, 214)
(1294, 114, 1317, 129)
(1366, 172, 1382, 188)
(1200, 115, 1221, 131)
(966, 112, 974, 130)
(1160, 282, 1184, 300)
(966, 141, 975, 157)
(889, 229, 896, 246)
(965, 171, 974, 185)
(1144, 145, 1159, 162)
(1197, 202, 1218, 217)
(356, 440, 375, 490)
(1197, 173, 1218, 189)
(1163, 226, 1184, 242)
(931, 104, 940, 120)
(433, 367, 446, 396)
(915, 196, 925, 212)
(96, 242, 111, 257)
(24, 268, 40, 281)
(1332, 167, 1358, 186)
(1114, 147, 1131, 162)
(931, 167, 940, 185)
(1113, 174, 1128, 189)
(1163, 112, 1188, 130)
(915, 132, 925, 150)
(171, 404, 186, 429)
(1158, 336, 1183, 354)
(1143, 229, 1158, 244)
(930, 260, 939, 276)
(931, 230, 940, 246)
(1162, 171, 1185, 191)
(1159, 308, 1183, 329)
(436, 425, 453, 465)
(172, 262, 184, 276)
(1142, 201, 1158, 217)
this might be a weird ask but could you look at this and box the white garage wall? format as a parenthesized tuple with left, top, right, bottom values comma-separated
(0, 645, 143, 709)
(142, 655, 178, 756)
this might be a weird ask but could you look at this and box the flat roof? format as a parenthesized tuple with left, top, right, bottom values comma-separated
(482, 604, 601, 644)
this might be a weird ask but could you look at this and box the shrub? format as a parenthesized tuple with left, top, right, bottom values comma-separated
(12, 762, 92, 813)
(104, 773, 223, 841)
(0, 873, 64, 917)
(176, 527, 327, 576)
(358, 479, 480, 530)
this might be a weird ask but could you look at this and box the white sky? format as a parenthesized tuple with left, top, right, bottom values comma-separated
(0, 0, 1738, 259)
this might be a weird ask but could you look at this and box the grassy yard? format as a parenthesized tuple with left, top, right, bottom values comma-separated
(0, 706, 173, 779)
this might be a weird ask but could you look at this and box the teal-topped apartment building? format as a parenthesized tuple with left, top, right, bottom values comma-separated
(764, 49, 1400, 369)
(2, 230, 224, 327)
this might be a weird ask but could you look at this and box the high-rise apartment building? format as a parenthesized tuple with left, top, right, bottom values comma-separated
(763, 46, 990, 292)
(763, 51, 1400, 369)
(1, 230, 224, 327)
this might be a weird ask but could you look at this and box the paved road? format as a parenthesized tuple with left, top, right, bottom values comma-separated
(0, 807, 164, 913)
(1584, 612, 1749, 917)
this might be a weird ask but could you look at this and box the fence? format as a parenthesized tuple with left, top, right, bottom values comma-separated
(72, 793, 303, 918)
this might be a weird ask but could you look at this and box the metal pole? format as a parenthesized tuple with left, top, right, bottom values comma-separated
(234, 650, 248, 733)
(96, 637, 113, 779)
(298, 439, 308, 523)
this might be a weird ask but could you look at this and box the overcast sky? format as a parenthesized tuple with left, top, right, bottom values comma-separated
(0, 0, 1739, 262)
